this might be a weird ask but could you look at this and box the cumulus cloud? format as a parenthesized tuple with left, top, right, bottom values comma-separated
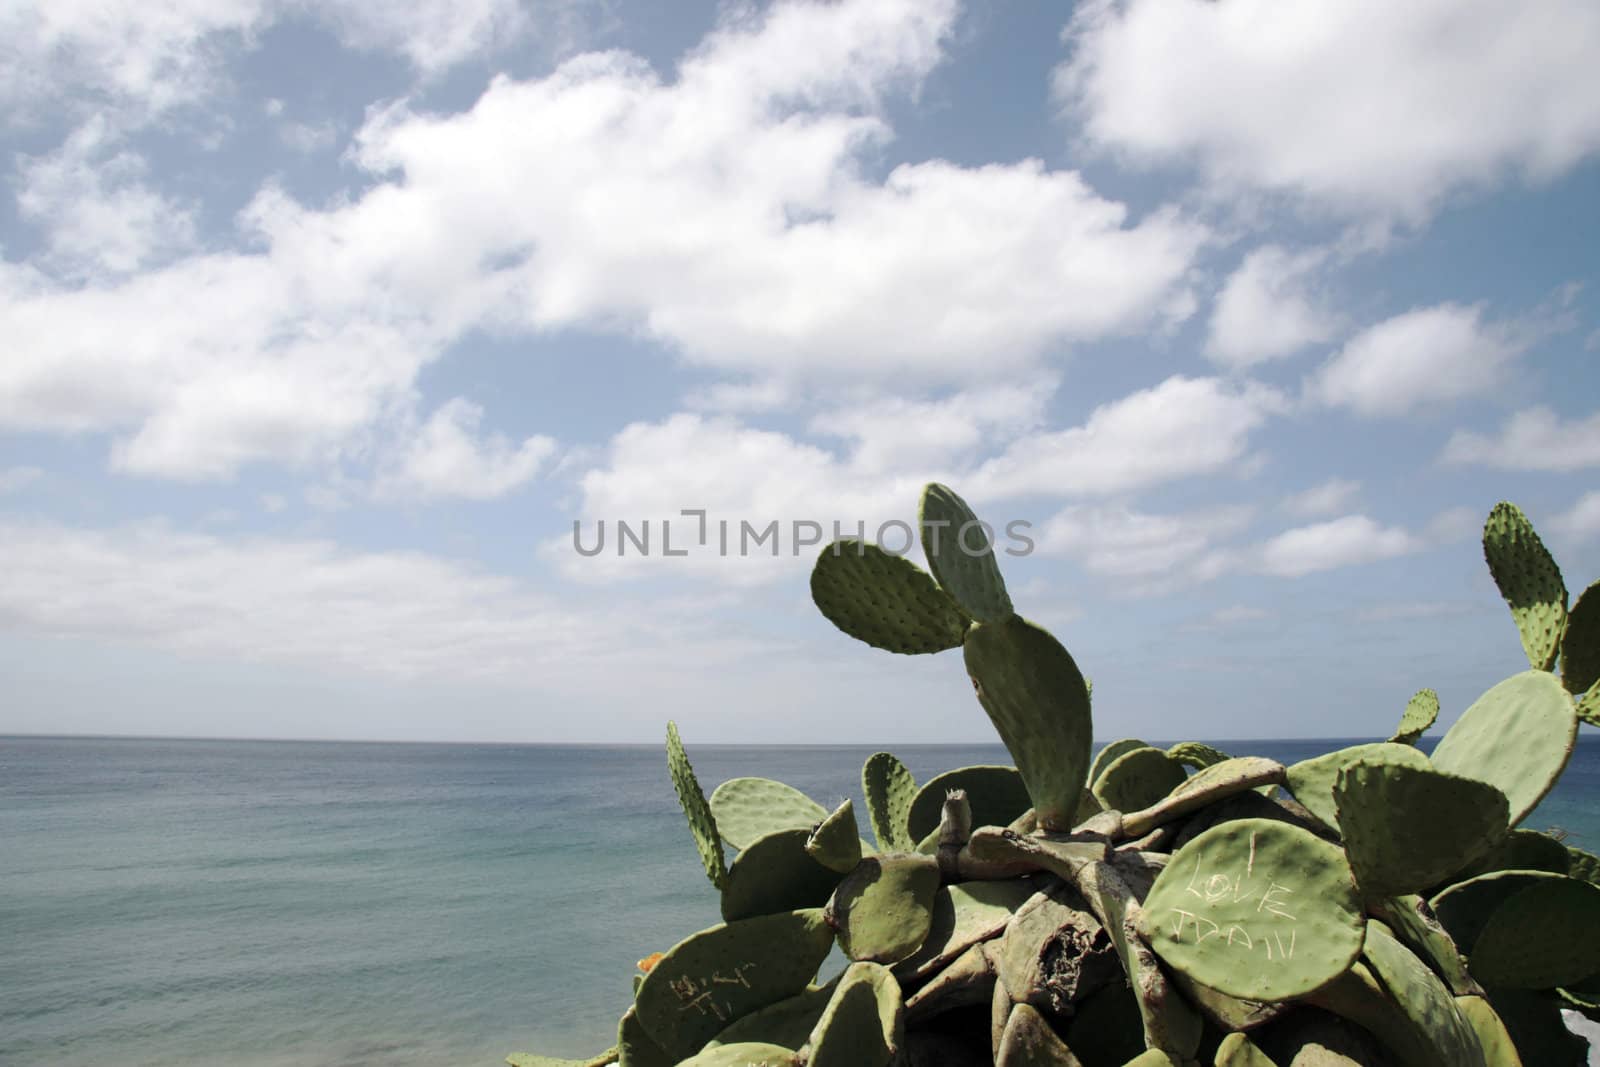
(1206, 246, 1336, 367)
(973, 376, 1287, 499)
(1034, 502, 1251, 582)
(1310, 303, 1525, 416)
(381, 398, 557, 500)
(1441, 407, 1600, 470)
(1551, 491, 1600, 543)
(809, 384, 1050, 475)
(2, 0, 1205, 482)
(1282, 478, 1360, 518)
(1057, 0, 1600, 220)
(1254, 515, 1422, 578)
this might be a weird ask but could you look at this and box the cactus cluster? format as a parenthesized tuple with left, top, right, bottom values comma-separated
(510, 488, 1600, 1067)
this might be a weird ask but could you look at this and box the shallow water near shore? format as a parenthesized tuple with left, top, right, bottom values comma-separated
(4, 735, 1598, 1065)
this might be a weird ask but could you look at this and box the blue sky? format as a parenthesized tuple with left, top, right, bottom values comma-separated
(2, 0, 1598, 744)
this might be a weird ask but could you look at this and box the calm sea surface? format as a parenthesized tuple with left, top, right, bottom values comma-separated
(4, 736, 1598, 1066)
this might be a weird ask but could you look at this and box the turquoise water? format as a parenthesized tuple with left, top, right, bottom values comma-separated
(4, 736, 1597, 1065)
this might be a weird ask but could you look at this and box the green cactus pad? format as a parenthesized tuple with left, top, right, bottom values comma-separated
(894, 878, 1041, 983)
(1484, 987, 1590, 1066)
(1580, 688, 1600, 727)
(1140, 818, 1366, 1002)
(1334, 760, 1509, 896)
(1283, 742, 1430, 832)
(1214, 1032, 1276, 1067)
(709, 778, 828, 852)
(1091, 745, 1188, 814)
(1468, 878, 1600, 988)
(1167, 740, 1230, 770)
(1569, 846, 1600, 886)
(1483, 502, 1568, 671)
(1354, 920, 1484, 1067)
(862, 752, 917, 852)
(962, 616, 1094, 831)
(1429, 669, 1578, 826)
(1459, 828, 1572, 880)
(677, 1043, 799, 1067)
(1123, 1052, 1180, 1067)
(1090, 738, 1151, 788)
(995, 1002, 1078, 1065)
(810, 540, 971, 655)
(805, 962, 903, 1067)
(1389, 688, 1440, 746)
(1367, 894, 1478, 997)
(827, 853, 941, 964)
(618, 1006, 672, 1067)
(1430, 870, 1568, 955)
(506, 1052, 617, 1067)
(1563, 579, 1600, 699)
(919, 482, 1014, 623)
(703, 982, 835, 1051)
(720, 828, 845, 922)
(667, 721, 727, 890)
(805, 799, 863, 874)
(633, 909, 835, 1060)
(1122, 756, 1287, 839)
(1454, 995, 1523, 1067)
(906, 765, 1032, 842)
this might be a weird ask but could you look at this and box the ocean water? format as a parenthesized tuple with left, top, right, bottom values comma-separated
(3, 736, 1598, 1066)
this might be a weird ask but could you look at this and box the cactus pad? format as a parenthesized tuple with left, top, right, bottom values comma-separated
(1483, 501, 1568, 671)
(1468, 878, 1600, 989)
(720, 828, 844, 922)
(1122, 756, 1287, 839)
(1140, 818, 1365, 1002)
(703, 982, 834, 1051)
(1334, 760, 1509, 896)
(1283, 741, 1430, 832)
(1089, 738, 1150, 788)
(827, 853, 941, 964)
(1214, 1032, 1276, 1067)
(505, 1053, 617, 1067)
(678, 1043, 799, 1066)
(1167, 740, 1230, 770)
(667, 722, 727, 890)
(805, 799, 863, 874)
(1091, 745, 1188, 814)
(893, 879, 1040, 983)
(919, 482, 1014, 623)
(1563, 579, 1600, 699)
(633, 908, 835, 1060)
(1454, 994, 1524, 1067)
(1459, 828, 1571, 879)
(1390, 688, 1440, 746)
(862, 752, 917, 852)
(805, 962, 903, 1067)
(618, 1006, 672, 1067)
(1428, 669, 1578, 826)
(810, 540, 971, 655)
(709, 778, 829, 851)
(906, 765, 1031, 842)
(1430, 870, 1567, 955)
(995, 1002, 1079, 1065)
(1358, 920, 1485, 1067)
(962, 616, 1094, 831)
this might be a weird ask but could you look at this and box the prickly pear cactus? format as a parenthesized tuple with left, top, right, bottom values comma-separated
(511, 491, 1600, 1067)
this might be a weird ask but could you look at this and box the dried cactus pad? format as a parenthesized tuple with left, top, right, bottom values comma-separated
(1283, 742, 1430, 832)
(962, 616, 1094, 831)
(809, 540, 970, 655)
(633, 909, 835, 1060)
(805, 962, 903, 1067)
(1428, 669, 1577, 826)
(1468, 878, 1600, 989)
(709, 778, 828, 851)
(1483, 501, 1568, 671)
(919, 482, 1014, 623)
(906, 765, 1031, 842)
(1390, 688, 1440, 746)
(1563, 579, 1600, 698)
(1141, 818, 1365, 1002)
(828, 853, 941, 965)
(862, 752, 918, 852)
(668, 721, 727, 891)
(1334, 760, 1509, 896)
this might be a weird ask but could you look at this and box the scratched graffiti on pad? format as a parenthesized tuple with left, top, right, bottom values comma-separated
(1164, 829, 1300, 960)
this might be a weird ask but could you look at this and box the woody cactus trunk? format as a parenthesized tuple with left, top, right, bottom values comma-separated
(511, 484, 1600, 1067)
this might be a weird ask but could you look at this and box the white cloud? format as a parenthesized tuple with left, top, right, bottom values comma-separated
(1034, 502, 1251, 581)
(973, 376, 1286, 499)
(2, 0, 1205, 481)
(0, 466, 44, 492)
(15, 117, 198, 276)
(809, 384, 1050, 475)
(1057, 0, 1600, 219)
(1282, 478, 1360, 518)
(1254, 515, 1422, 578)
(1310, 303, 1523, 416)
(1441, 407, 1600, 470)
(382, 397, 556, 500)
(1551, 491, 1600, 543)
(1206, 246, 1336, 367)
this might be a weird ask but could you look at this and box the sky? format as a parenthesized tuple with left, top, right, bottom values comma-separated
(1, 0, 1598, 745)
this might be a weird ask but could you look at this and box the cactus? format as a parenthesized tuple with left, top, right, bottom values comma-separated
(513, 490, 1600, 1067)
(919, 482, 1014, 623)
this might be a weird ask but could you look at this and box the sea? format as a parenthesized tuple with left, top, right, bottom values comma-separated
(3, 736, 1598, 1066)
